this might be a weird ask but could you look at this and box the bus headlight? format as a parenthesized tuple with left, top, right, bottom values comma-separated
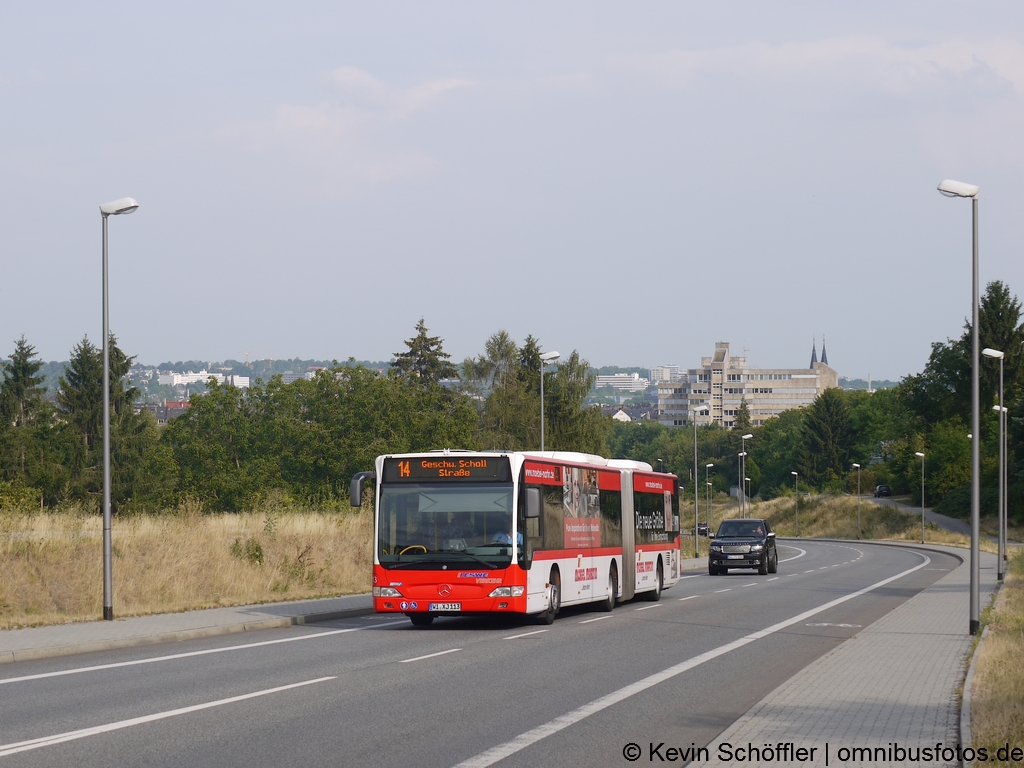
(488, 586, 525, 598)
(373, 587, 403, 597)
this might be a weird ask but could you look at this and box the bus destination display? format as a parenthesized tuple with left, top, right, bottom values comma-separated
(383, 457, 512, 482)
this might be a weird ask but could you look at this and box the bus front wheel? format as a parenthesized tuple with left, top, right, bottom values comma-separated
(540, 569, 561, 625)
(409, 613, 434, 627)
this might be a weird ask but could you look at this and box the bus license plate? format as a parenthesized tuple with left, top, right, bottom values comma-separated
(727, 555, 744, 559)
(429, 602, 461, 612)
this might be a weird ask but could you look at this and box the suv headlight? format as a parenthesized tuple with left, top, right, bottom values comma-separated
(373, 587, 403, 597)
(749, 543, 764, 552)
(710, 544, 722, 552)
(489, 586, 525, 598)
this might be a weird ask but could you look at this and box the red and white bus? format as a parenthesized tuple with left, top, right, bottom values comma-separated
(351, 450, 682, 626)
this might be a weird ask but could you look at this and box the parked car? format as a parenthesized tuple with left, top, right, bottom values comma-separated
(696, 522, 710, 537)
(708, 518, 777, 575)
(874, 484, 892, 497)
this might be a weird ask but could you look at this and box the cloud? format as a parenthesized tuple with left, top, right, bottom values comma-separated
(219, 67, 474, 194)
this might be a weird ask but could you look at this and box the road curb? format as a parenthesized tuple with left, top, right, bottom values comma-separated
(778, 537, 968, 566)
(960, 625, 988, 767)
(0, 606, 373, 665)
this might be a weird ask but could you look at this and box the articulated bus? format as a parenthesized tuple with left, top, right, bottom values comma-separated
(350, 450, 681, 626)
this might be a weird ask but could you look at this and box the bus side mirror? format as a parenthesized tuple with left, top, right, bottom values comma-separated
(525, 487, 542, 519)
(351, 471, 376, 508)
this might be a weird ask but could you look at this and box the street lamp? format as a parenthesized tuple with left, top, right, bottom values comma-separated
(915, 452, 925, 544)
(99, 196, 139, 622)
(852, 463, 861, 539)
(737, 451, 747, 515)
(938, 178, 981, 635)
(539, 351, 560, 452)
(740, 433, 753, 514)
(692, 405, 709, 554)
(791, 471, 799, 537)
(706, 463, 714, 536)
(984, 347, 1006, 582)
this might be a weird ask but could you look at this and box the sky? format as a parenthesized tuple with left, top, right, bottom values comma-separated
(1, 3, 1023, 381)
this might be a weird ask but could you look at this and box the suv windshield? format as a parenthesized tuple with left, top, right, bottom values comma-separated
(377, 483, 515, 568)
(716, 520, 766, 538)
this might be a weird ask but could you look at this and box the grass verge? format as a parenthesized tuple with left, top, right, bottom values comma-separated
(0, 503, 371, 630)
(971, 548, 1024, 754)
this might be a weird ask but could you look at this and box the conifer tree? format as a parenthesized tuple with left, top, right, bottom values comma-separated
(391, 318, 458, 385)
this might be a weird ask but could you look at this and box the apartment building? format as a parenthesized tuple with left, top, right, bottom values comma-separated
(657, 341, 838, 428)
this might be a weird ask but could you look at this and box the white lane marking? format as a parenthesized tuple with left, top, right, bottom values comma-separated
(742, 583, 757, 587)
(0, 676, 334, 757)
(778, 546, 807, 563)
(819, 566, 829, 570)
(678, 596, 698, 602)
(0, 628, 365, 687)
(579, 616, 611, 624)
(714, 589, 731, 593)
(678, 574, 702, 580)
(768, 577, 779, 582)
(804, 570, 815, 573)
(451, 552, 932, 768)
(635, 604, 662, 611)
(400, 648, 461, 663)
(504, 630, 549, 639)
(807, 623, 862, 628)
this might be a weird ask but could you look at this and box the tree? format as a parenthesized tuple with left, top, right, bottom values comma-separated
(544, 350, 609, 455)
(391, 318, 458, 385)
(799, 388, 854, 488)
(0, 335, 46, 427)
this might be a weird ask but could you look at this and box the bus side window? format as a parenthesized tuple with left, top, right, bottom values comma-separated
(519, 484, 544, 569)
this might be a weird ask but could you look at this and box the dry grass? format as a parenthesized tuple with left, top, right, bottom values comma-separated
(971, 548, 1024, 754)
(724, 494, 1003, 553)
(0, 502, 372, 630)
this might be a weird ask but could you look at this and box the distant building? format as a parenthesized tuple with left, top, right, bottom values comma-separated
(224, 375, 250, 388)
(143, 400, 191, 426)
(650, 365, 683, 383)
(156, 370, 224, 387)
(594, 372, 650, 392)
(658, 341, 839, 429)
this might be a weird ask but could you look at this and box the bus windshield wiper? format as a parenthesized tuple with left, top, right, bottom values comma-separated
(386, 553, 499, 569)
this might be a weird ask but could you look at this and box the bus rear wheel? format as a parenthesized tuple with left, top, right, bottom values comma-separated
(647, 560, 663, 601)
(600, 566, 618, 612)
(409, 613, 434, 627)
(540, 569, 561, 625)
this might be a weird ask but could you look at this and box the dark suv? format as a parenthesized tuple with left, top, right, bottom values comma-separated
(709, 518, 777, 575)
(874, 485, 892, 497)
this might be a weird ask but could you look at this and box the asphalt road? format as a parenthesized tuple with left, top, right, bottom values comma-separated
(0, 541, 959, 768)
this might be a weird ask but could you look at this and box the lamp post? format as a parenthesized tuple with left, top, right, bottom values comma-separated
(740, 433, 753, 514)
(984, 347, 1006, 582)
(852, 463, 861, 539)
(706, 463, 714, 535)
(915, 452, 925, 544)
(99, 196, 139, 621)
(938, 178, 981, 635)
(737, 451, 747, 515)
(791, 471, 799, 537)
(692, 405, 709, 554)
(539, 351, 560, 452)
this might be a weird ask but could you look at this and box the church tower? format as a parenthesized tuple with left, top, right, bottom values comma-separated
(809, 338, 818, 368)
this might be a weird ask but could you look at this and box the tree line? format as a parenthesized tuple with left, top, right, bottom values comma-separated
(0, 320, 606, 512)
(2, 282, 1022, 522)
(611, 281, 1023, 523)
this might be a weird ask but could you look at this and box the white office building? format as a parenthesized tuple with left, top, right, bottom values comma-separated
(658, 341, 838, 428)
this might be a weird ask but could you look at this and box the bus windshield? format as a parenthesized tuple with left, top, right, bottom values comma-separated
(377, 482, 515, 568)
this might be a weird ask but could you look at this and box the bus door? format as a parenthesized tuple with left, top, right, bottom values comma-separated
(619, 470, 636, 601)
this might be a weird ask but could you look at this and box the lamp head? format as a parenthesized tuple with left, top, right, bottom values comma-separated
(706, 463, 714, 468)
(982, 348, 1004, 359)
(738, 451, 747, 457)
(741, 433, 753, 440)
(791, 471, 798, 476)
(100, 197, 139, 216)
(852, 463, 860, 468)
(937, 179, 979, 199)
(539, 351, 561, 363)
(915, 452, 925, 458)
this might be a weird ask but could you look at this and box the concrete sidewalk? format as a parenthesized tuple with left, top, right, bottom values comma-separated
(0, 593, 373, 665)
(692, 543, 1000, 767)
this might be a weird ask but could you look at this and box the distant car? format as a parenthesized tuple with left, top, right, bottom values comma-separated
(874, 485, 892, 497)
(709, 518, 777, 576)
(696, 522, 710, 537)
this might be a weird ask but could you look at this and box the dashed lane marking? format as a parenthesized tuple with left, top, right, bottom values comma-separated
(400, 648, 461, 663)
